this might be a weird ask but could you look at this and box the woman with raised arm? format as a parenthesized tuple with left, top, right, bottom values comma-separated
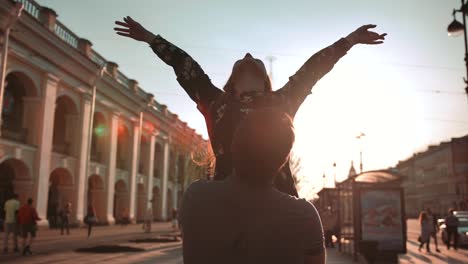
(114, 16, 386, 197)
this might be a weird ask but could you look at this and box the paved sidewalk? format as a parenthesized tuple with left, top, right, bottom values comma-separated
(0, 222, 177, 262)
(327, 247, 356, 263)
(1, 222, 360, 263)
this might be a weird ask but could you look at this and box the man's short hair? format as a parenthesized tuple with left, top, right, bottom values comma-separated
(27, 198, 33, 205)
(231, 109, 295, 185)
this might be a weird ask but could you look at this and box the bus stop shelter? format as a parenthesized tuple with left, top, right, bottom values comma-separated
(337, 170, 406, 263)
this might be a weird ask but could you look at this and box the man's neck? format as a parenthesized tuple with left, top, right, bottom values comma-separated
(229, 170, 274, 190)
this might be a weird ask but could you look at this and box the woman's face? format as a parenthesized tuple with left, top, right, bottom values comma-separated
(231, 53, 268, 92)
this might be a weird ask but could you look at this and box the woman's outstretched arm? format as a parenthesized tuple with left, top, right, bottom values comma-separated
(114, 16, 222, 110)
(276, 24, 387, 116)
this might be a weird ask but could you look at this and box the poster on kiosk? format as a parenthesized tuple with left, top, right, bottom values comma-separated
(359, 188, 406, 254)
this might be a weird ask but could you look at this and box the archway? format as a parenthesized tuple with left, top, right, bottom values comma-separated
(116, 123, 130, 170)
(87, 175, 106, 223)
(177, 190, 183, 209)
(0, 159, 31, 217)
(169, 151, 176, 182)
(136, 183, 147, 222)
(1, 72, 37, 144)
(167, 189, 173, 220)
(90, 112, 106, 164)
(52, 96, 78, 156)
(113, 180, 129, 223)
(47, 168, 73, 227)
(177, 155, 185, 185)
(152, 186, 161, 221)
(153, 143, 163, 179)
(139, 135, 149, 175)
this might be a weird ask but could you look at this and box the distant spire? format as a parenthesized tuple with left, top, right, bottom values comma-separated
(333, 162, 337, 187)
(322, 173, 326, 188)
(348, 161, 357, 178)
(265, 56, 276, 85)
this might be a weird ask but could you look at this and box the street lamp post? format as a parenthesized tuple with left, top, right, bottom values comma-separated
(356, 132, 365, 173)
(448, 0, 468, 100)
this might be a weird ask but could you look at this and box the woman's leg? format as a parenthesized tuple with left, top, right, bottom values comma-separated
(447, 229, 453, 249)
(432, 232, 439, 251)
(66, 218, 70, 235)
(87, 224, 92, 238)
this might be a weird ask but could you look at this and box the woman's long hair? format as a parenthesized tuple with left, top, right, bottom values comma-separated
(223, 62, 273, 96)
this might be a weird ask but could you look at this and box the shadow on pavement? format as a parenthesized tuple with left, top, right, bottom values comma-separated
(408, 251, 432, 263)
(399, 254, 416, 264)
(129, 235, 180, 243)
(75, 245, 145, 253)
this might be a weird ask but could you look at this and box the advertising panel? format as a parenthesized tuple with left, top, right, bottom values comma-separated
(360, 189, 405, 252)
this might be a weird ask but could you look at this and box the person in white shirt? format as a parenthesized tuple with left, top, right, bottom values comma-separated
(3, 193, 20, 253)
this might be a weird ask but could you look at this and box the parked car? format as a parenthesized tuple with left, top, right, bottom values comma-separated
(440, 211, 468, 246)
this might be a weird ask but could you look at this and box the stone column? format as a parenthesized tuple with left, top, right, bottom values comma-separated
(182, 155, 191, 191)
(173, 156, 179, 210)
(74, 94, 92, 224)
(34, 73, 59, 224)
(105, 112, 119, 224)
(160, 138, 170, 220)
(21, 97, 41, 145)
(146, 133, 157, 210)
(128, 121, 141, 221)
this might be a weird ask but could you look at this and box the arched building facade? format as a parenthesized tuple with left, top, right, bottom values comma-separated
(0, 0, 208, 225)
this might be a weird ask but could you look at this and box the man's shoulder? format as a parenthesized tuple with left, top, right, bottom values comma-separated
(184, 180, 223, 200)
(274, 191, 317, 214)
(186, 179, 211, 192)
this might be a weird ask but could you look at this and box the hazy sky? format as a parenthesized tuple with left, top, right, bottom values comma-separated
(37, 0, 468, 198)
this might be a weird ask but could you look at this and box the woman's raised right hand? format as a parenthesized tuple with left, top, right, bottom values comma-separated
(114, 16, 155, 43)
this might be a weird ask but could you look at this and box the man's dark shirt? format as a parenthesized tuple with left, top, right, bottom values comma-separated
(179, 177, 324, 264)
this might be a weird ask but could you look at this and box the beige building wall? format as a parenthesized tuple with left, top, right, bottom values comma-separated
(0, 0, 207, 226)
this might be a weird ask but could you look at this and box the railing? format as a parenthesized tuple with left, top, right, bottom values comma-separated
(54, 21, 79, 48)
(137, 88, 148, 98)
(15, 0, 40, 19)
(1, 127, 28, 143)
(116, 71, 130, 89)
(90, 50, 107, 67)
(52, 142, 70, 155)
(90, 151, 102, 163)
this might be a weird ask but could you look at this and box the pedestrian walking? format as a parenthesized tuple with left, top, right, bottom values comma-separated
(2, 193, 20, 254)
(418, 211, 432, 253)
(59, 202, 72, 235)
(143, 204, 153, 233)
(445, 208, 459, 250)
(179, 110, 325, 263)
(426, 208, 440, 252)
(85, 201, 97, 238)
(17, 198, 40, 256)
(323, 210, 337, 248)
(114, 16, 386, 198)
(171, 208, 178, 230)
(120, 208, 130, 227)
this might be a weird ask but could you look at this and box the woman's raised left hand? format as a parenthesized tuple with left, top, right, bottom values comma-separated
(346, 24, 387, 45)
